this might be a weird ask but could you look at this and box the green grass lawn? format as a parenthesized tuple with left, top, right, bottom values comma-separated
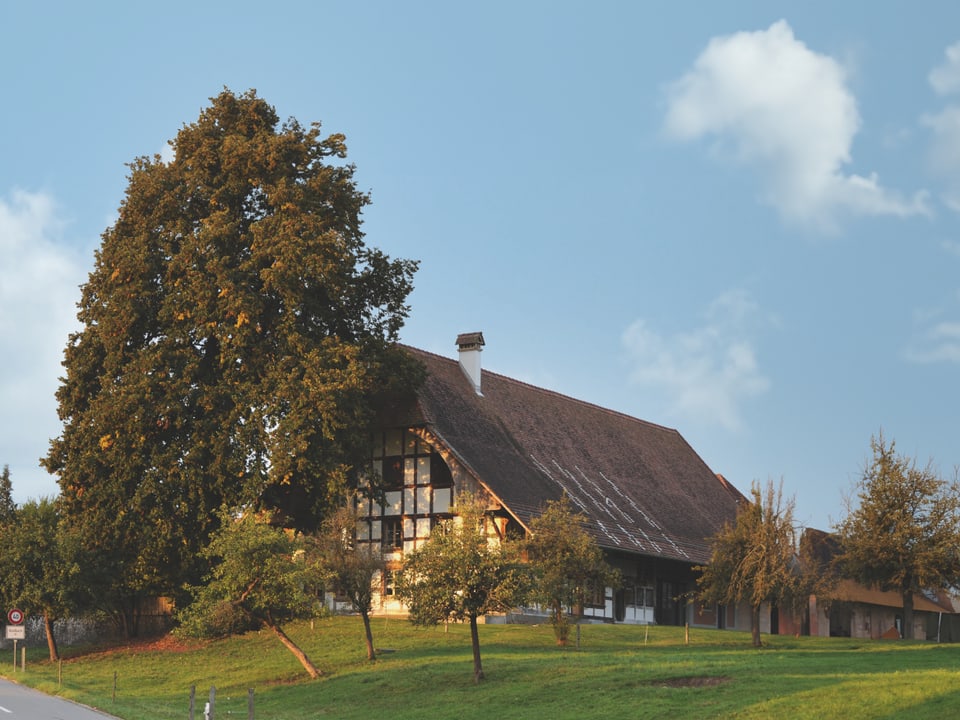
(5, 618, 960, 719)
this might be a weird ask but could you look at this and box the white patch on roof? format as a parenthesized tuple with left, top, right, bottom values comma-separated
(527, 453, 692, 559)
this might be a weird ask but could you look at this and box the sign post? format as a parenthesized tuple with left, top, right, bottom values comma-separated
(6, 609, 25, 671)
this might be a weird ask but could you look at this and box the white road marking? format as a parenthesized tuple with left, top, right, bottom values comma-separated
(0, 705, 11, 713)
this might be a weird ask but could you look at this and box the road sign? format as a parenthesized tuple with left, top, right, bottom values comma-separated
(7, 609, 23, 625)
(5, 625, 24, 640)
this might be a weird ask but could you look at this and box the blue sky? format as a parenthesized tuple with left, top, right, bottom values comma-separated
(2, 2, 959, 532)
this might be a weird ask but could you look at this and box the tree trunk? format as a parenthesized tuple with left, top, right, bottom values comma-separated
(552, 600, 569, 646)
(361, 609, 375, 661)
(118, 600, 139, 639)
(902, 591, 914, 640)
(43, 613, 59, 662)
(751, 604, 762, 647)
(469, 613, 485, 683)
(266, 622, 322, 678)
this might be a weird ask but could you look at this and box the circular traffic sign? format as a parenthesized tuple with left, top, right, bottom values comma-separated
(7, 609, 23, 625)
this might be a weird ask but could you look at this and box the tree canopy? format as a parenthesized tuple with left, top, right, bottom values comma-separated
(177, 509, 325, 678)
(43, 89, 421, 633)
(835, 433, 960, 639)
(698, 479, 806, 647)
(0, 497, 79, 661)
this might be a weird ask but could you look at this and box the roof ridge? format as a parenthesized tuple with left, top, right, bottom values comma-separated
(401, 343, 681, 436)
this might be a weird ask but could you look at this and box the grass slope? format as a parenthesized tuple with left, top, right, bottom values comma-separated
(5, 618, 960, 719)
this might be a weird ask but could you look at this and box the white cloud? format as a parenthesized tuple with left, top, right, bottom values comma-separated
(664, 20, 929, 228)
(905, 320, 960, 364)
(922, 106, 960, 175)
(929, 42, 960, 96)
(621, 290, 770, 431)
(923, 46, 960, 211)
(0, 190, 87, 500)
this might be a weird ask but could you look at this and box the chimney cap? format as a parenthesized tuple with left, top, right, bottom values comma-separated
(456, 331, 485, 350)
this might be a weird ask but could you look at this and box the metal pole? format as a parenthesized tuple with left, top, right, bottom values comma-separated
(20, 645, 24, 672)
(11, 639, 15, 672)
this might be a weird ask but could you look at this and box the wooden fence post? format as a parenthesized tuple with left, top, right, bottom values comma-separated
(248, 688, 254, 719)
(206, 685, 216, 720)
(189, 685, 195, 720)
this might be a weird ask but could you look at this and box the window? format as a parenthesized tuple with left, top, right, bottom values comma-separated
(642, 586, 655, 608)
(356, 521, 370, 541)
(382, 518, 403, 550)
(383, 491, 402, 515)
(382, 457, 404, 489)
(416, 517, 432, 539)
(584, 581, 606, 608)
(433, 487, 452, 513)
(383, 568, 401, 597)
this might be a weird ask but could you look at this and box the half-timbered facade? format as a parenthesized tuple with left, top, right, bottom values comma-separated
(358, 332, 745, 626)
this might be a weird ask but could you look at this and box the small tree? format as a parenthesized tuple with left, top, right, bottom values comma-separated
(697, 479, 804, 647)
(318, 504, 385, 661)
(525, 496, 619, 646)
(178, 509, 325, 678)
(396, 493, 528, 683)
(836, 434, 960, 639)
(0, 498, 79, 660)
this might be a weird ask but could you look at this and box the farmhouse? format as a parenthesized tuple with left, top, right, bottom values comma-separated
(355, 332, 746, 627)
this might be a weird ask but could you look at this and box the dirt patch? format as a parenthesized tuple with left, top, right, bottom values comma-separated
(130, 634, 202, 653)
(63, 633, 204, 662)
(653, 676, 731, 688)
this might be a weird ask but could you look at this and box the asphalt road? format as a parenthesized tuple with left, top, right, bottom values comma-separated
(0, 678, 120, 719)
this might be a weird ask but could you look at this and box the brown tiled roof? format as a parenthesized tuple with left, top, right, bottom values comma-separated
(401, 346, 742, 565)
(832, 579, 952, 613)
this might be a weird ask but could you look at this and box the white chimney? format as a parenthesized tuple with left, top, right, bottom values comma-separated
(456, 331, 485, 395)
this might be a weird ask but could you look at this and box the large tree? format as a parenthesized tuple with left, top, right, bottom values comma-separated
(698, 479, 806, 647)
(396, 493, 528, 683)
(525, 496, 619, 646)
(43, 89, 420, 634)
(836, 434, 960, 639)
